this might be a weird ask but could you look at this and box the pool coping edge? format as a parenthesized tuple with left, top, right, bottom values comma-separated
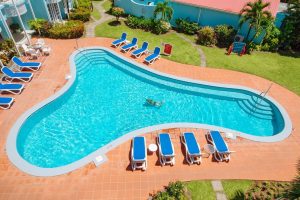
(5, 46, 293, 177)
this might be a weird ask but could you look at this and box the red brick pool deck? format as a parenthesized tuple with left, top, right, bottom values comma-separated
(0, 38, 299, 200)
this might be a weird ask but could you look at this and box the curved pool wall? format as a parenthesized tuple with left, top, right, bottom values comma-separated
(6, 47, 292, 176)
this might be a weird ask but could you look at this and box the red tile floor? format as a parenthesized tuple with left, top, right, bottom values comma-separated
(0, 38, 299, 200)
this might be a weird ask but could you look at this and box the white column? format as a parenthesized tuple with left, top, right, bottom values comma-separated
(0, 10, 21, 56)
(27, 0, 36, 20)
(11, 0, 31, 45)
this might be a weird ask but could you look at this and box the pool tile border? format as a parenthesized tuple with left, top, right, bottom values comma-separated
(5, 47, 292, 177)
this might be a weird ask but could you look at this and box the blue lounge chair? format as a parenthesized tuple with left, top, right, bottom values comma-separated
(181, 132, 202, 165)
(0, 83, 24, 94)
(157, 133, 175, 166)
(144, 47, 160, 64)
(121, 38, 138, 53)
(111, 33, 127, 48)
(1, 67, 33, 82)
(131, 136, 147, 171)
(0, 97, 14, 110)
(12, 56, 41, 71)
(206, 130, 233, 162)
(131, 42, 148, 58)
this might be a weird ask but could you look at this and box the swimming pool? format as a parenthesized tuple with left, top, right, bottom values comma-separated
(6, 47, 292, 176)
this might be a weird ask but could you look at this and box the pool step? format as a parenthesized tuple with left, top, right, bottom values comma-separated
(237, 99, 274, 120)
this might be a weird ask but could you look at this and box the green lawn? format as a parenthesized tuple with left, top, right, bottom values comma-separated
(102, 0, 112, 12)
(95, 20, 201, 65)
(200, 45, 300, 95)
(222, 180, 253, 200)
(185, 181, 216, 200)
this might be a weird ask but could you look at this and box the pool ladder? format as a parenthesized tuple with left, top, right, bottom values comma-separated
(74, 39, 98, 66)
(250, 83, 273, 115)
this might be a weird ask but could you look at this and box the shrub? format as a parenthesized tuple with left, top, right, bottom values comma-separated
(175, 18, 199, 35)
(28, 18, 51, 36)
(74, 0, 92, 9)
(0, 40, 18, 65)
(197, 26, 217, 46)
(126, 16, 170, 34)
(284, 160, 300, 199)
(48, 20, 84, 39)
(126, 15, 153, 31)
(244, 181, 290, 199)
(111, 7, 124, 21)
(261, 24, 280, 51)
(151, 181, 186, 200)
(69, 7, 91, 22)
(152, 20, 171, 34)
(214, 25, 237, 48)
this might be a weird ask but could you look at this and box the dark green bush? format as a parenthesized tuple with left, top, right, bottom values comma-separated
(197, 26, 217, 46)
(261, 24, 280, 52)
(152, 181, 186, 200)
(74, 0, 92, 9)
(28, 18, 51, 36)
(0, 39, 18, 65)
(152, 20, 171, 35)
(214, 25, 237, 48)
(48, 20, 84, 39)
(126, 15, 153, 31)
(126, 16, 170, 34)
(175, 18, 199, 35)
(244, 181, 290, 199)
(111, 7, 124, 21)
(69, 7, 91, 22)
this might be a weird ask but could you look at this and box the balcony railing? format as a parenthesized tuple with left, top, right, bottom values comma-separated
(46, 0, 62, 4)
(0, 0, 27, 17)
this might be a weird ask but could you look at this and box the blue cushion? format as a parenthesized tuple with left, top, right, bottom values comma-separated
(145, 53, 159, 62)
(122, 43, 135, 50)
(112, 38, 124, 45)
(184, 132, 200, 155)
(2, 67, 32, 78)
(0, 83, 23, 90)
(159, 133, 174, 156)
(133, 136, 146, 160)
(13, 57, 41, 67)
(210, 131, 228, 153)
(132, 48, 145, 55)
(0, 97, 13, 104)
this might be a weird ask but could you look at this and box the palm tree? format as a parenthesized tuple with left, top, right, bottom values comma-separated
(154, 1, 173, 21)
(239, 0, 273, 43)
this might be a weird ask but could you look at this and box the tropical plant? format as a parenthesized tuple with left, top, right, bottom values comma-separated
(0, 40, 18, 65)
(280, 0, 300, 51)
(197, 26, 217, 46)
(28, 19, 50, 36)
(214, 25, 237, 47)
(154, 1, 173, 21)
(48, 20, 84, 39)
(69, 7, 91, 22)
(151, 181, 186, 200)
(261, 23, 280, 51)
(111, 7, 124, 22)
(284, 159, 300, 199)
(244, 181, 290, 199)
(239, 0, 273, 43)
(175, 18, 199, 35)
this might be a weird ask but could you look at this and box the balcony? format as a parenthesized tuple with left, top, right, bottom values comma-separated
(46, 0, 62, 4)
(0, 0, 27, 17)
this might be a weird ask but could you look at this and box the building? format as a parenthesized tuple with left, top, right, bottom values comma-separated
(0, 0, 74, 44)
(115, 0, 287, 43)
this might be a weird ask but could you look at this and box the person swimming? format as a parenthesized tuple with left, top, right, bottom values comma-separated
(146, 98, 163, 107)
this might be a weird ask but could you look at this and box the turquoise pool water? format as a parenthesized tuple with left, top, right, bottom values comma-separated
(17, 49, 285, 168)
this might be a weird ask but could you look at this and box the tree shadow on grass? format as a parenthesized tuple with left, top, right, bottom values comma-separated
(278, 50, 300, 58)
(108, 20, 121, 26)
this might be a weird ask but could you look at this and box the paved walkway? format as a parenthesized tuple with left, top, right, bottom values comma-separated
(212, 180, 227, 200)
(85, 0, 114, 37)
(175, 32, 207, 67)
(0, 38, 299, 200)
